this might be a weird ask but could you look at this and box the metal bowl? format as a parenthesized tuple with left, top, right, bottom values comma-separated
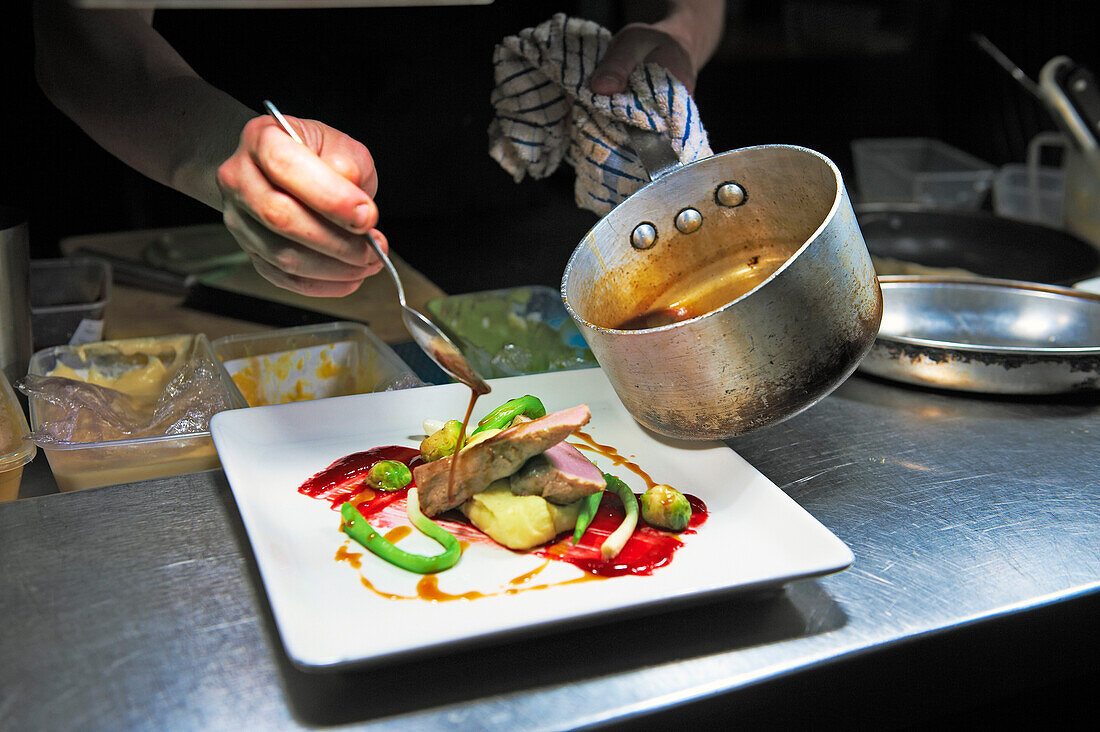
(859, 276, 1100, 393)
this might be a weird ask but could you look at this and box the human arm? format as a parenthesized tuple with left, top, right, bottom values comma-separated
(589, 0, 727, 96)
(32, 0, 385, 297)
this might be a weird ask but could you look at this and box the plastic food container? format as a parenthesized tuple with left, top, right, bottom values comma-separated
(851, 138, 996, 210)
(426, 286, 597, 378)
(26, 334, 246, 493)
(992, 164, 1066, 229)
(30, 257, 112, 350)
(211, 322, 422, 407)
(0, 371, 36, 502)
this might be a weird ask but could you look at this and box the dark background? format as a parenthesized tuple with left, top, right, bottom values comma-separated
(2, 2, 1098, 726)
(2, 0, 1097, 295)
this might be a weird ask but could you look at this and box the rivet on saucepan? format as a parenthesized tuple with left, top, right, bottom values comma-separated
(715, 182, 746, 207)
(631, 222, 658, 250)
(675, 208, 703, 234)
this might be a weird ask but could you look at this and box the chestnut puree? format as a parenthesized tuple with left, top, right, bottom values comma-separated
(614, 242, 794, 330)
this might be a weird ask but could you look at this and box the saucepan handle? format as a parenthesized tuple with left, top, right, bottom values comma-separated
(625, 126, 683, 182)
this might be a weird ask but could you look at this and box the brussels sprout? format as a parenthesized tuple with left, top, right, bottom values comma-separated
(365, 460, 413, 492)
(639, 484, 691, 531)
(420, 420, 463, 462)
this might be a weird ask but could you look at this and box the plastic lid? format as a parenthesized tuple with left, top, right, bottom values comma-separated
(0, 371, 36, 472)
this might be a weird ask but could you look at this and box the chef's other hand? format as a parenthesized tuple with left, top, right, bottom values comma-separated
(589, 0, 726, 96)
(217, 115, 386, 297)
(590, 24, 696, 95)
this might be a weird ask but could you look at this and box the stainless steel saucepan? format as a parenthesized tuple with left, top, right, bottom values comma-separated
(561, 141, 881, 439)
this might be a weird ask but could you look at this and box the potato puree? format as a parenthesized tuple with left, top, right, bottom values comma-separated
(47, 441, 219, 493)
(460, 482, 582, 550)
(1, 376, 36, 502)
(0, 406, 27, 502)
(46, 335, 191, 402)
(49, 359, 172, 402)
(36, 335, 221, 493)
(0, 469, 23, 502)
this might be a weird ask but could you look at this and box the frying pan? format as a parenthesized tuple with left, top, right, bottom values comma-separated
(856, 203, 1100, 285)
(861, 276, 1100, 394)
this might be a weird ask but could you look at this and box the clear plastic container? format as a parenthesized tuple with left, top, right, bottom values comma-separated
(851, 138, 996, 209)
(0, 371, 36, 502)
(426, 285, 597, 378)
(26, 334, 246, 493)
(30, 257, 112, 350)
(211, 322, 422, 407)
(992, 164, 1065, 228)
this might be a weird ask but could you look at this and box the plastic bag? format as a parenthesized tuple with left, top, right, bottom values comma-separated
(18, 336, 237, 446)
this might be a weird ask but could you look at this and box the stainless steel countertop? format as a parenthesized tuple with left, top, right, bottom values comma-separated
(2, 373, 1098, 729)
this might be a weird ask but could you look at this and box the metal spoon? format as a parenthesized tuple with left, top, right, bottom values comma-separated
(262, 100, 490, 394)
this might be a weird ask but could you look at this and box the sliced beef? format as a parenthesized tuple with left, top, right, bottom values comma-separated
(509, 441, 605, 504)
(415, 404, 592, 516)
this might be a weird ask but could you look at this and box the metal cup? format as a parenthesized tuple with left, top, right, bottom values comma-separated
(0, 207, 32, 384)
(561, 145, 882, 440)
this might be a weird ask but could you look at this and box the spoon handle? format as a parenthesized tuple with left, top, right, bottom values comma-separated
(363, 232, 407, 308)
(262, 100, 304, 144)
(262, 100, 407, 307)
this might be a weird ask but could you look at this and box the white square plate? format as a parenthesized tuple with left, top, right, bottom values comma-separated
(211, 368, 852, 670)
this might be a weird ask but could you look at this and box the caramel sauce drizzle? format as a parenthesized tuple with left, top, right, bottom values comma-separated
(333, 426, 683, 602)
(350, 487, 377, 507)
(335, 545, 362, 569)
(384, 525, 411, 543)
(508, 559, 550, 585)
(571, 429, 658, 489)
(346, 556, 605, 602)
(446, 388, 482, 504)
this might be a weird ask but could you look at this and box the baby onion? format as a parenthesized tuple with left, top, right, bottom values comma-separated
(600, 474, 638, 560)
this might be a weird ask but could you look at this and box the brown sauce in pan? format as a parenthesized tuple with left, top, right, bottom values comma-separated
(615, 248, 791, 329)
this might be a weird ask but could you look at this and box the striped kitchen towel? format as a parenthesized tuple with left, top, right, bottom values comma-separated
(489, 13, 713, 217)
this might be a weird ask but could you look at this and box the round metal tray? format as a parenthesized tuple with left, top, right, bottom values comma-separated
(859, 276, 1100, 394)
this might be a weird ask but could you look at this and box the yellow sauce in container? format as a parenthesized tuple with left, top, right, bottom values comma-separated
(213, 322, 419, 407)
(0, 372, 36, 502)
(27, 334, 242, 493)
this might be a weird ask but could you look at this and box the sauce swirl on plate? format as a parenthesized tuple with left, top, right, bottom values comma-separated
(302, 434, 707, 599)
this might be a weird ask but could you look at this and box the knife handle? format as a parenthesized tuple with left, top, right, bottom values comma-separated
(72, 248, 196, 297)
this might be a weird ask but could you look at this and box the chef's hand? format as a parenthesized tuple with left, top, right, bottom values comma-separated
(589, 0, 725, 96)
(216, 115, 387, 297)
(590, 24, 697, 95)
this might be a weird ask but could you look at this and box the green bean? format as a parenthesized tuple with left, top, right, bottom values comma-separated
(471, 395, 546, 436)
(571, 491, 604, 545)
(340, 489, 460, 574)
(600, 474, 639, 560)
